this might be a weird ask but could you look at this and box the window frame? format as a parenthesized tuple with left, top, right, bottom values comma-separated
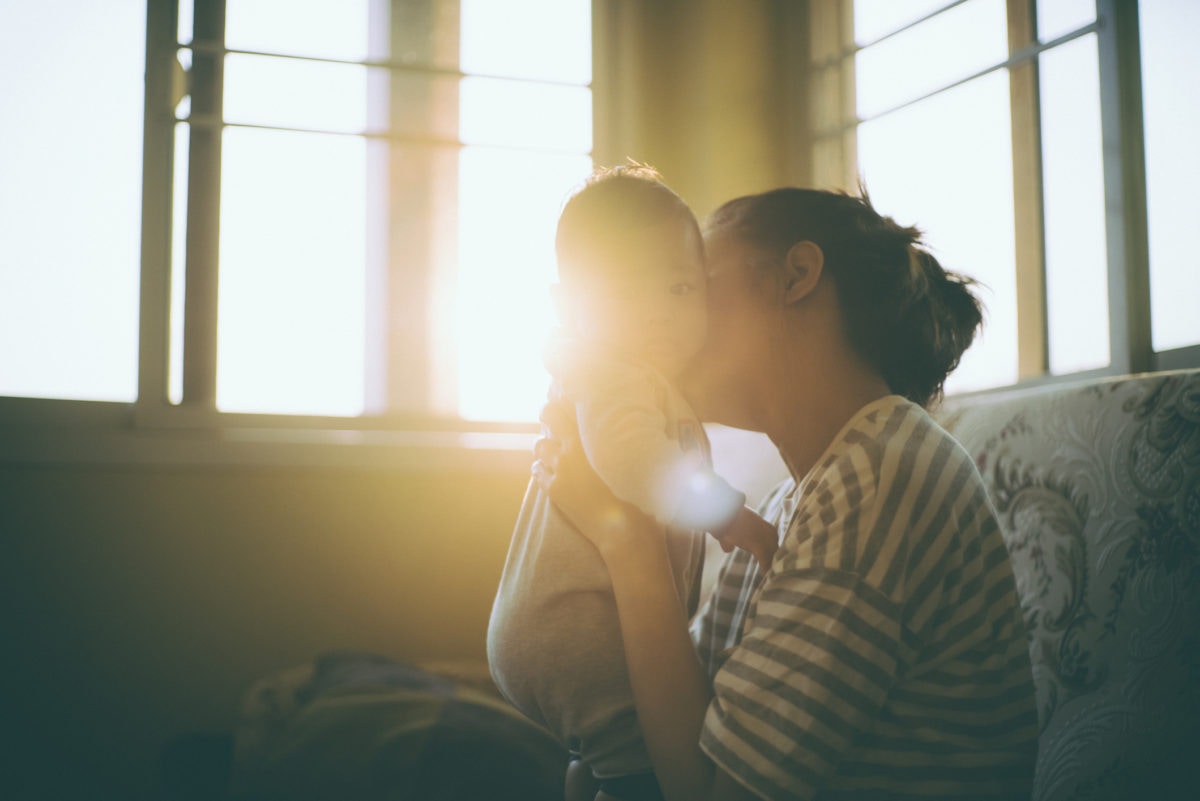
(808, 0, 1200, 398)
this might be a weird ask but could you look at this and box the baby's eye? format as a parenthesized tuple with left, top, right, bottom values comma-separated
(671, 283, 696, 296)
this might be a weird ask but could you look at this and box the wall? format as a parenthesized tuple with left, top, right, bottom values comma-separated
(2, 456, 530, 799)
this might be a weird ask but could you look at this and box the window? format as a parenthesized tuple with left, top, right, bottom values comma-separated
(4, 0, 591, 429)
(1140, 0, 1200, 353)
(809, 0, 1199, 393)
(0, 1, 147, 402)
(175, 0, 591, 423)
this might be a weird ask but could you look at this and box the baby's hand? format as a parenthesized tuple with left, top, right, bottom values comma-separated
(714, 506, 778, 571)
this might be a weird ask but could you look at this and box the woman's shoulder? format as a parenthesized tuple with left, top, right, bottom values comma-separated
(817, 395, 978, 490)
(776, 396, 991, 590)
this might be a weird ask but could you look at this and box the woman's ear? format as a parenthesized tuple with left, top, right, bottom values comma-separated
(782, 241, 824, 305)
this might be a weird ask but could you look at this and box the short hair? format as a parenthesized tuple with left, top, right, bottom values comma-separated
(554, 163, 699, 284)
(708, 187, 984, 408)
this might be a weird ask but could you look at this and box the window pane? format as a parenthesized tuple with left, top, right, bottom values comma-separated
(1040, 34, 1110, 373)
(225, 0, 369, 62)
(170, 124, 191, 406)
(178, 0, 194, 44)
(1036, 0, 1095, 42)
(217, 128, 367, 416)
(223, 54, 369, 133)
(459, 78, 593, 152)
(1140, 0, 1200, 351)
(855, 0, 1008, 119)
(460, 0, 590, 84)
(456, 149, 592, 422)
(853, 0, 954, 46)
(0, 0, 145, 402)
(857, 72, 1018, 393)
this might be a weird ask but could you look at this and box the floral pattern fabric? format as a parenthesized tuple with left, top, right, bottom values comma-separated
(939, 369, 1200, 801)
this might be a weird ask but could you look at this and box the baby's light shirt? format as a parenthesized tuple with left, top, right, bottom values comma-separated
(547, 335, 745, 533)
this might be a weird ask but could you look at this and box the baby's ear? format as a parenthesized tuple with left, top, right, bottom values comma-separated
(782, 241, 824, 306)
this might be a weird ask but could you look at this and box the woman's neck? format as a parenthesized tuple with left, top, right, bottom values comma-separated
(765, 358, 892, 483)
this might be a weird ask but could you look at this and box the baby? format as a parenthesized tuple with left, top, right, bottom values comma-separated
(487, 165, 776, 796)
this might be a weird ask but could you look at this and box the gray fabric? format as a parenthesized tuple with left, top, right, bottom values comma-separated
(939, 369, 1200, 801)
(487, 481, 704, 778)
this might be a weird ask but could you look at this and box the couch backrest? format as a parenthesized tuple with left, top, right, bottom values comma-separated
(938, 369, 1200, 801)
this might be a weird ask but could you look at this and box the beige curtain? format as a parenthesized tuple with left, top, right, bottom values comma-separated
(591, 0, 813, 219)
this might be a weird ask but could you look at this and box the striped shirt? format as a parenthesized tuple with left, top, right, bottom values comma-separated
(691, 395, 1037, 800)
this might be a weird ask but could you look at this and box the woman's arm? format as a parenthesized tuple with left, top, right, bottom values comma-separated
(546, 438, 762, 801)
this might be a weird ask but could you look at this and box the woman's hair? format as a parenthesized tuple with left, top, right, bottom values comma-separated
(554, 162, 699, 284)
(708, 187, 983, 408)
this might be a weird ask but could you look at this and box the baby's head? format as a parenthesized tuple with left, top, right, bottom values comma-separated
(554, 164, 706, 379)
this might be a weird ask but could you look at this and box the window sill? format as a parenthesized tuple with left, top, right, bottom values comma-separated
(0, 398, 537, 471)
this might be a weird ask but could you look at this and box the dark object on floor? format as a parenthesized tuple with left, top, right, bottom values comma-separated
(228, 651, 567, 801)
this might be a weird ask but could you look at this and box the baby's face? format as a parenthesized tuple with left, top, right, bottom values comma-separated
(571, 217, 707, 379)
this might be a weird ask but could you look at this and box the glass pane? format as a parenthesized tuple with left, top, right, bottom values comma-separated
(1037, 0, 1095, 42)
(223, 54, 369, 133)
(857, 71, 1018, 393)
(225, 0, 369, 62)
(170, 124, 191, 406)
(1140, 0, 1200, 352)
(854, 0, 954, 46)
(461, 0, 591, 84)
(217, 128, 367, 416)
(456, 148, 592, 422)
(459, 78, 593, 152)
(0, 0, 145, 402)
(178, 0, 194, 44)
(855, 0, 1008, 119)
(1040, 34, 1110, 374)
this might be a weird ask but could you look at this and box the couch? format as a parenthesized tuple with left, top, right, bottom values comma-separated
(936, 369, 1200, 800)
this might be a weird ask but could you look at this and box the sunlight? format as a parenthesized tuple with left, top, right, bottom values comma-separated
(209, 0, 591, 420)
(214, 1, 369, 416)
(217, 127, 368, 416)
(454, 0, 592, 422)
(455, 149, 592, 422)
(0, 0, 145, 401)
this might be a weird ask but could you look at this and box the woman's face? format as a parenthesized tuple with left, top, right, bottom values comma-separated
(680, 223, 779, 426)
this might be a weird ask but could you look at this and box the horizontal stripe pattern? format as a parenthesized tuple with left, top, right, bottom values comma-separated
(693, 396, 1037, 800)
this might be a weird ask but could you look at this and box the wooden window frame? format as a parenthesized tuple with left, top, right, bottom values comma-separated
(804, 0, 1199, 398)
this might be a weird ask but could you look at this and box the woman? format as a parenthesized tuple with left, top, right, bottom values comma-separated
(541, 188, 1038, 801)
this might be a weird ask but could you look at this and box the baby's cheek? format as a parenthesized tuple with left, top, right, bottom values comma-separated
(686, 306, 710, 354)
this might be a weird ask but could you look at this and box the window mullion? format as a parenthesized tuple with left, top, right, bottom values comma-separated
(1006, 0, 1048, 378)
(136, 0, 179, 410)
(182, 0, 226, 409)
(1096, 0, 1152, 374)
(365, 0, 461, 417)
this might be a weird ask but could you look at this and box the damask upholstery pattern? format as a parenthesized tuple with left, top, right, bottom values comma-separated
(939, 369, 1200, 800)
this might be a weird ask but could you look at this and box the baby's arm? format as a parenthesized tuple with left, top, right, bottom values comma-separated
(571, 366, 773, 566)
(712, 506, 778, 571)
(575, 377, 742, 530)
